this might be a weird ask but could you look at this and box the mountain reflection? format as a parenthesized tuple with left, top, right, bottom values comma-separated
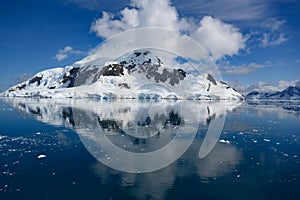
(4, 98, 243, 181)
(2, 98, 300, 200)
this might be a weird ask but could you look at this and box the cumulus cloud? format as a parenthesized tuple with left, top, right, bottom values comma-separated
(90, 0, 181, 37)
(90, 0, 246, 60)
(222, 62, 269, 75)
(54, 46, 82, 61)
(192, 16, 245, 60)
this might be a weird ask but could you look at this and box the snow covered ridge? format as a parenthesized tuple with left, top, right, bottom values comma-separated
(1, 50, 244, 100)
(246, 86, 300, 100)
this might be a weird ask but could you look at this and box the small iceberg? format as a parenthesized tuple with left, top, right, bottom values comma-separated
(37, 154, 47, 159)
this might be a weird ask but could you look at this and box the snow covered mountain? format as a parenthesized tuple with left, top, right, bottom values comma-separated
(246, 86, 300, 100)
(1, 50, 244, 100)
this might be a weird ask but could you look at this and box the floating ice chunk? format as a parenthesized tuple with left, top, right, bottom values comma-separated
(263, 139, 270, 142)
(219, 139, 230, 144)
(253, 140, 258, 143)
(12, 161, 20, 165)
(282, 152, 289, 157)
(37, 154, 47, 159)
(252, 129, 258, 132)
(35, 132, 41, 135)
(0, 135, 7, 140)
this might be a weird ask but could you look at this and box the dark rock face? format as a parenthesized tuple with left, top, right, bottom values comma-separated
(69, 50, 187, 87)
(134, 52, 142, 57)
(207, 74, 217, 85)
(29, 76, 43, 86)
(118, 83, 130, 89)
(207, 83, 211, 92)
(60, 67, 80, 88)
(7, 75, 43, 92)
(8, 83, 26, 92)
(100, 64, 124, 76)
(220, 81, 231, 89)
(142, 63, 186, 86)
(177, 69, 186, 78)
(48, 86, 56, 89)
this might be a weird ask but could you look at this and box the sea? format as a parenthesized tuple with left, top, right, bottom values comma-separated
(0, 98, 299, 200)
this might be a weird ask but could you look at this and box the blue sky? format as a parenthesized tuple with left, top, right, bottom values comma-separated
(0, 0, 300, 93)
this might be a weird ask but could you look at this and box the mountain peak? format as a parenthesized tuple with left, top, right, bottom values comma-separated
(1, 50, 244, 100)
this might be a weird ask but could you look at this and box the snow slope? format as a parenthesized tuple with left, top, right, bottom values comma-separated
(1, 50, 244, 100)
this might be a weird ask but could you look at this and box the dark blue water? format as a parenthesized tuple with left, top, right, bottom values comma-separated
(0, 98, 299, 200)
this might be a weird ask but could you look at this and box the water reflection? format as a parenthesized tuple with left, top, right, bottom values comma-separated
(2, 98, 300, 199)
(90, 140, 242, 200)
(4, 98, 242, 174)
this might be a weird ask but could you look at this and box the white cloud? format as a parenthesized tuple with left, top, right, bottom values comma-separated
(90, 0, 247, 60)
(173, 0, 270, 22)
(192, 16, 245, 60)
(230, 81, 279, 95)
(131, 0, 179, 29)
(54, 46, 82, 61)
(261, 18, 288, 47)
(262, 32, 287, 47)
(222, 62, 269, 75)
(272, 33, 288, 45)
(262, 18, 286, 32)
(230, 78, 300, 95)
(261, 33, 270, 47)
(55, 53, 68, 61)
(90, 0, 181, 37)
(174, 1, 290, 49)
